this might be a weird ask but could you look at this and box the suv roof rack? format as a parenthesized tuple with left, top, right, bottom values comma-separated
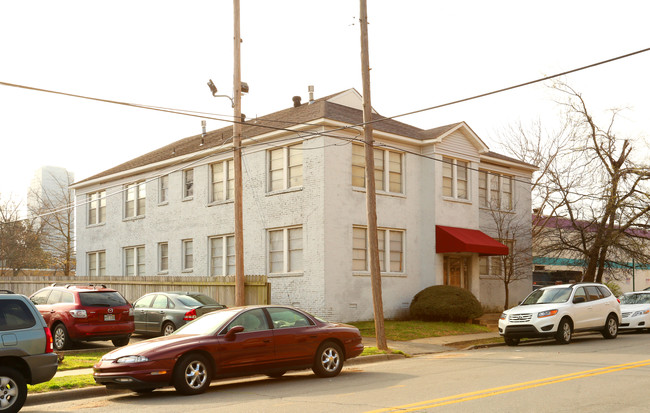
(63, 284, 108, 289)
(0, 289, 15, 294)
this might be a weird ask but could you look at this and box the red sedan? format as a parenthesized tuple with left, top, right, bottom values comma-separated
(93, 305, 364, 394)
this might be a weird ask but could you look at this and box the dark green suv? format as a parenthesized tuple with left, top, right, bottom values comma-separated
(0, 290, 58, 413)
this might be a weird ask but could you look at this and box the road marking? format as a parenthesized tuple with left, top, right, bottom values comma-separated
(365, 359, 650, 412)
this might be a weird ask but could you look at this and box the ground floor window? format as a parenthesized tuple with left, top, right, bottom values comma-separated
(479, 240, 514, 276)
(353, 226, 405, 273)
(124, 246, 145, 276)
(444, 256, 470, 289)
(88, 251, 106, 276)
(210, 235, 235, 276)
(268, 226, 303, 274)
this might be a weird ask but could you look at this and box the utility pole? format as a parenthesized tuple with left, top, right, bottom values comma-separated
(233, 0, 245, 306)
(359, 0, 387, 351)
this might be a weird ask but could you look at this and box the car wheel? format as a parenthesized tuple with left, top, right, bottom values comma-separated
(173, 354, 211, 395)
(266, 371, 286, 378)
(504, 336, 520, 346)
(53, 323, 71, 351)
(0, 366, 28, 413)
(555, 318, 572, 344)
(312, 341, 344, 378)
(602, 314, 618, 339)
(112, 337, 130, 347)
(162, 321, 176, 336)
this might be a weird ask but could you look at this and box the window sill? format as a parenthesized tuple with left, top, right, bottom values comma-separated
(442, 196, 472, 205)
(352, 187, 405, 198)
(479, 206, 515, 213)
(268, 272, 304, 278)
(182, 196, 194, 202)
(266, 187, 303, 197)
(86, 222, 106, 229)
(181, 269, 194, 274)
(123, 215, 145, 222)
(158, 201, 169, 207)
(207, 199, 234, 207)
(158, 271, 169, 275)
(352, 272, 407, 278)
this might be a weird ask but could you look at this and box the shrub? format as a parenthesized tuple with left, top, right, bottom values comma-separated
(410, 285, 483, 322)
(604, 281, 623, 297)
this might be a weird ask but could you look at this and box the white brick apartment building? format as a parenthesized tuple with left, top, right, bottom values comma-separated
(71, 89, 536, 321)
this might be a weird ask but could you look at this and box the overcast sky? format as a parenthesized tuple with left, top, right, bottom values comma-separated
(2, 1, 649, 207)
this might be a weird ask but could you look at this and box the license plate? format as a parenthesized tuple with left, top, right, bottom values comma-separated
(104, 314, 115, 321)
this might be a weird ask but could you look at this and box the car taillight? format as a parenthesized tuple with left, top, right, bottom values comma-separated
(44, 327, 54, 353)
(69, 309, 87, 318)
(184, 309, 197, 321)
(129, 307, 134, 316)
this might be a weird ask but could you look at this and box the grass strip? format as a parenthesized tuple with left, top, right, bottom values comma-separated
(28, 375, 99, 393)
(350, 320, 489, 341)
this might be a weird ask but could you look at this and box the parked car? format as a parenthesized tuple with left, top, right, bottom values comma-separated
(619, 291, 650, 331)
(29, 284, 134, 351)
(93, 305, 364, 395)
(1, 289, 58, 413)
(132, 291, 226, 336)
(499, 282, 621, 346)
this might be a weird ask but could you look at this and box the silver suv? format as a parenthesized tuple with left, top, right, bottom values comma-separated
(499, 283, 621, 346)
(0, 290, 58, 413)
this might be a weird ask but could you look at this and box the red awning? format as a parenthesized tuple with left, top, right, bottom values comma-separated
(436, 225, 509, 256)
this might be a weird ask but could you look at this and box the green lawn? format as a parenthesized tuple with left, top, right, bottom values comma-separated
(56, 351, 110, 371)
(349, 320, 490, 341)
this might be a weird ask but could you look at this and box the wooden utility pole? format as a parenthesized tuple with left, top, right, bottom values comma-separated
(233, 0, 245, 306)
(359, 0, 387, 351)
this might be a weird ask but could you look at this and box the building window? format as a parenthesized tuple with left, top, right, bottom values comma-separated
(125, 182, 146, 218)
(210, 160, 234, 202)
(159, 175, 169, 203)
(479, 240, 514, 276)
(478, 170, 513, 210)
(87, 191, 106, 225)
(268, 226, 303, 274)
(182, 239, 193, 271)
(124, 246, 145, 276)
(352, 226, 404, 273)
(87, 251, 106, 276)
(158, 242, 169, 273)
(351, 144, 403, 194)
(442, 157, 469, 200)
(210, 235, 235, 276)
(183, 169, 194, 199)
(268, 143, 303, 192)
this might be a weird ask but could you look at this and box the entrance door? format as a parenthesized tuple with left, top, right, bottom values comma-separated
(444, 256, 470, 289)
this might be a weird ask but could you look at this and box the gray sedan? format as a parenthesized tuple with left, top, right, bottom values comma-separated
(132, 292, 226, 336)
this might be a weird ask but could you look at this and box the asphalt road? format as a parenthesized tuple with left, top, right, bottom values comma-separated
(23, 330, 650, 412)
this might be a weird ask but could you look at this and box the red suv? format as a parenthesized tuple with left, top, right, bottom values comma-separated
(30, 284, 134, 351)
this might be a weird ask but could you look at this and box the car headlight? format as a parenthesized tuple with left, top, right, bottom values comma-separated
(537, 309, 558, 318)
(500, 312, 507, 320)
(115, 355, 149, 364)
(632, 310, 650, 317)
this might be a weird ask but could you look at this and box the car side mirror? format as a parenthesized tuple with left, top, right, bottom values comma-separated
(225, 325, 245, 341)
(573, 297, 586, 304)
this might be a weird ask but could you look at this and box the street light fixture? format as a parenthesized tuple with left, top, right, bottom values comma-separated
(206, 79, 249, 108)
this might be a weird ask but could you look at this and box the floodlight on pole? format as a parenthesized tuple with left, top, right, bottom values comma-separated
(207, 79, 249, 108)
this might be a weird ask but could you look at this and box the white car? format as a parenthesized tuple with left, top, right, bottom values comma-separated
(499, 283, 621, 346)
(619, 291, 650, 331)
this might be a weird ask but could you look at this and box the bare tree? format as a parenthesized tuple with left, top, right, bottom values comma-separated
(503, 82, 650, 283)
(0, 196, 48, 275)
(28, 170, 76, 275)
(482, 199, 533, 310)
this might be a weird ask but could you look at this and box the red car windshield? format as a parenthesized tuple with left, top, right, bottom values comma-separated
(174, 308, 240, 336)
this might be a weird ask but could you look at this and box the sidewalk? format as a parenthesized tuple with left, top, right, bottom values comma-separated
(361, 331, 502, 355)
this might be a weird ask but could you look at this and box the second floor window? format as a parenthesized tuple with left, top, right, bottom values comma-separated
(159, 175, 169, 203)
(124, 246, 145, 276)
(268, 226, 303, 274)
(210, 160, 234, 202)
(88, 251, 106, 276)
(210, 235, 235, 276)
(442, 157, 468, 200)
(183, 169, 194, 199)
(87, 191, 106, 225)
(268, 143, 303, 192)
(352, 144, 403, 194)
(479, 170, 513, 210)
(125, 182, 146, 218)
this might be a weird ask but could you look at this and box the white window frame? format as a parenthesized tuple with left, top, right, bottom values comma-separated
(182, 239, 193, 272)
(210, 160, 234, 203)
(124, 246, 145, 276)
(268, 143, 303, 192)
(183, 169, 194, 200)
(124, 182, 146, 218)
(159, 175, 169, 204)
(87, 251, 106, 276)
(351, 144, 403, 194)
(158, 242, 169, 273)
(442, 157, 469, 201)
(479, 170, 514, 210)
(87, 190, 106, 226)
(209, 234, 235, 276)
(268, 226, 303, 274)
(352, 226, 405, 274)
